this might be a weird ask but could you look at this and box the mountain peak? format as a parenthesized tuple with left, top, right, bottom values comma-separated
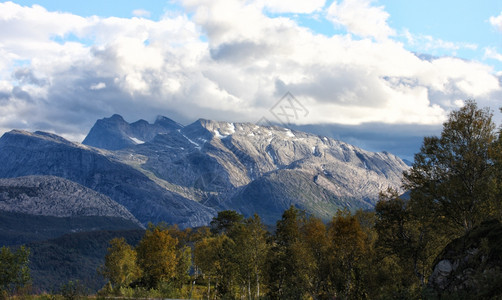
(154, 115, 183, 130)
(1, 130, 80, 149)
(110, 114, 125, 121)
(83, 114, 183, 150)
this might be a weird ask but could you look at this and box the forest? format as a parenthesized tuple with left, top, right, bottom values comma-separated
(1, 100, 502, 299)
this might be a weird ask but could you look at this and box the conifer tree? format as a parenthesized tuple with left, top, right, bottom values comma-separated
(0, 246, 30, 295)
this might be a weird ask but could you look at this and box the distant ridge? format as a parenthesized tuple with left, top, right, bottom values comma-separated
(81, 114, 408, 224)
(0, 114, 409, 227)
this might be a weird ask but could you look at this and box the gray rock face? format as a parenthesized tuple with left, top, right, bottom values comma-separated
(430, 259, 454, 290)
(0, 130, 215, 227)
(0, 115, 409, 226)
(82, 114, 182, 150)
(112, 117, 409, 222)
(0, 175, 140, 224)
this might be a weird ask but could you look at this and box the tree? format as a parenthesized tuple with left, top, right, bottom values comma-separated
(327, 210, 370, 299)
(230, 214, 269, 299)
(173, 246, 192, 289)
(373, 101, 500, 296)
(136, 224, 178, 288)
(404, 100, 498, 233)
(299, 216, 330, 299)
(374, 189, 444, 295)
(0, 246, 30, 295)
(100, 238, 141, 290)
(194, 234, 234, 299)
(210, 210, 244, 235)
(492, 107, 502, 211)
(266, 206, 308, 299)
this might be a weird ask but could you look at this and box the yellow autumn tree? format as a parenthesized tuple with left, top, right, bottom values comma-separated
(136, 224, 178, 288)
(101, 238, 141, 290)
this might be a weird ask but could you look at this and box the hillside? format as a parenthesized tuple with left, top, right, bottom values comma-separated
(0, 130, 216, 227)
(0, 175, 139, 223)
(27, 229, 145, 293)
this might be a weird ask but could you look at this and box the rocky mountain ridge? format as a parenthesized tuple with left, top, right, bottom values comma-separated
(87, 115, 408, 223)
(82, 114, 182, 150)
(0, 114, 409, 227)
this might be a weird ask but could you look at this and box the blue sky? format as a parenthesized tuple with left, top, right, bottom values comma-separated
(0, 0, 502, 160)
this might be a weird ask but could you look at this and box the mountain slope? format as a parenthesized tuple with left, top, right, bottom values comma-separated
(0, 211, 141, 246)
(0, 115, 409, 226)
(110, 117, 409, 222)
(0, 175, 139, 223)
(27, 229, 145, 293)
(0, 130, 215, 227)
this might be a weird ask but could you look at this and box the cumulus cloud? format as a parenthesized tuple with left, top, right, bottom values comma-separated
(490, 12, 502, 32)
(327, 0, 395, 40)
(0, 0, 500, 154)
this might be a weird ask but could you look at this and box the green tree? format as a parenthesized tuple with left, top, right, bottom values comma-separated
(230, 214, 269, 299)
(173, 245, 192, 289)
(100, 237, 141, 290)
(266, 206, 307, 299)
(492, 107, 502, 210)
(404, 100, 498, 233)
(210, 210, 244, 235)
(0, 246, 30, 295)
(60, 280, 87, 300)
(372, 101, 500, 297)
(194, 234, 234, 299)
(327, 210, 371, 299)
(374, 189, 443, 296)
(136, 224, 178, 288)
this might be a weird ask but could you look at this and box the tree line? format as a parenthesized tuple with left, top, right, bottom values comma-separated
(100, 101, 502, 299)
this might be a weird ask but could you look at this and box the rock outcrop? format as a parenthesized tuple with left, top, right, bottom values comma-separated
(428, 220, 502, 298)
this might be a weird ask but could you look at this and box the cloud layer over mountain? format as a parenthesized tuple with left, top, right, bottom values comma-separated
(0, 0, 501, 145)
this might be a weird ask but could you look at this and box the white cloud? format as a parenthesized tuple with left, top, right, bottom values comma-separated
(90, 82, 106, 90)
(403, 29, 478, 55)
(132, 9, 151, 18)
(258, 0, 326, 13)
(0, 0, 500, 143)
(485, 47, 502, 62)
(490, 12, 502, 32)
(327, 0, 395, 41)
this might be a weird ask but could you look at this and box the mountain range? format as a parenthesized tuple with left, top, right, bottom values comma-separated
(0, 114, 409, 228)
